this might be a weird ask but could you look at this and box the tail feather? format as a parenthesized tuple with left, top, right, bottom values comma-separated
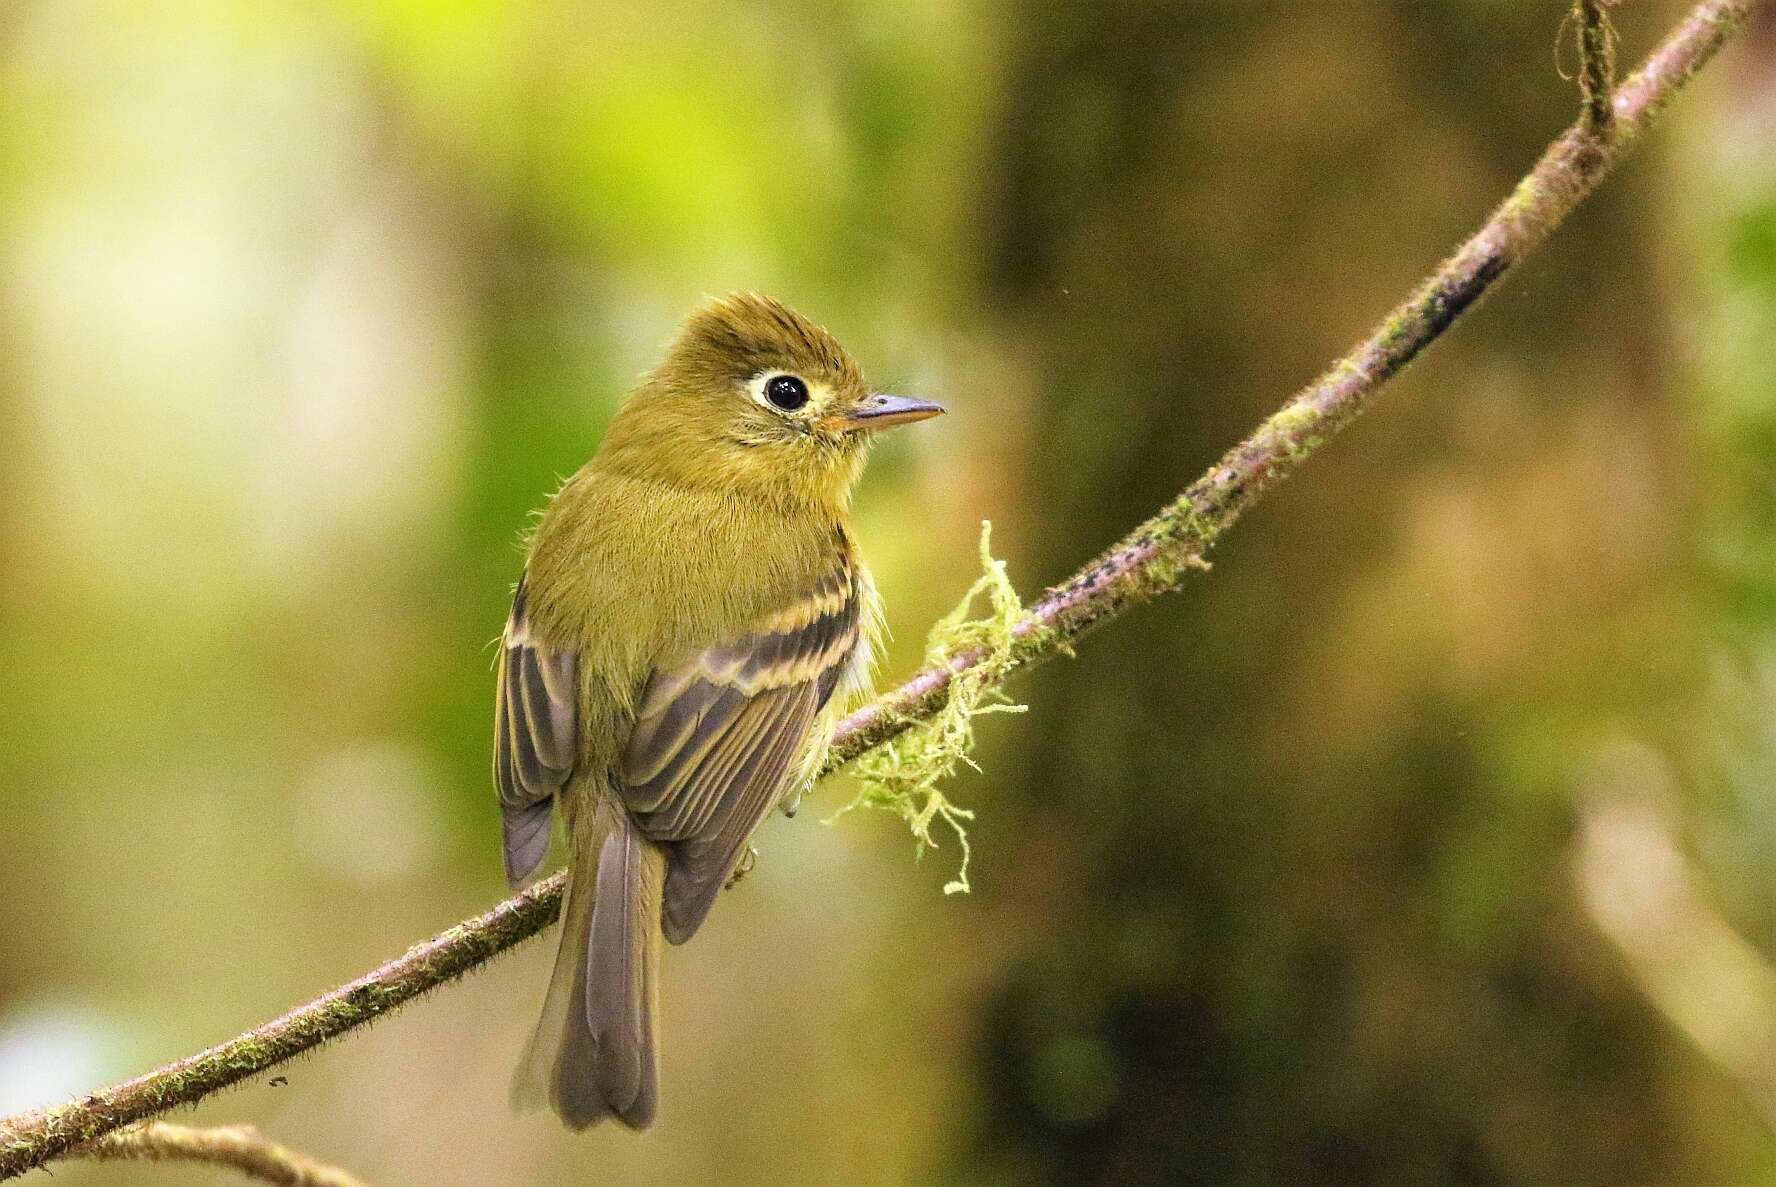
(585, 822, 662, 1123)
(511, 850, 589, 1118)
(513, 809, 664, 1131)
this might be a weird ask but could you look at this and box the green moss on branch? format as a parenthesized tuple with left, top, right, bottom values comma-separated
(830, 522, 1029, 894)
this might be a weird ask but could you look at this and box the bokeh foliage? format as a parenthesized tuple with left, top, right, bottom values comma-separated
(1, 2, 1774, 1184)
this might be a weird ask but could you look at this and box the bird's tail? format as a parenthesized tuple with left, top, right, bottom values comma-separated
(513, 807, 665, 1130)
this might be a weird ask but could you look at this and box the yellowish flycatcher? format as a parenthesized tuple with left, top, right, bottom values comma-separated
(495, 293, 942, 1129)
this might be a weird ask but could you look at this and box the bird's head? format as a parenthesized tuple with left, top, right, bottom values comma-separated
(603, 293, 943, 509)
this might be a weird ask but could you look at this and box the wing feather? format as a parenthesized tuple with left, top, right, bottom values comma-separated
(616, 552, 862, 944)
(660, 683, 816, 943)
(494, 575, 579, 885)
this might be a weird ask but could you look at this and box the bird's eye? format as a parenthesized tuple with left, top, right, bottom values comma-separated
(764, 374, 809, 412)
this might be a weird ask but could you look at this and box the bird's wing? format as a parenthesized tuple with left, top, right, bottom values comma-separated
(618, 554, 860, 943)
(494, 574, 579, 885)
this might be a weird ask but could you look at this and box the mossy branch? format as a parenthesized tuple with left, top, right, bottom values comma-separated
(823, 0, 1759, 769)
(0, 886, 558, 1179)
(1574, 0, 1620, 137)
(74, 1122, 370, 1187)
(0, 0, 1763, 1177)
(827, 521, 1034, 895)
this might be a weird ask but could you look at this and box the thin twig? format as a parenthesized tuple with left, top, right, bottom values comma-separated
(1576, 0, 1619, 137)
(0, 0, 1764, 1178)
(74, 1122, 370, 1187)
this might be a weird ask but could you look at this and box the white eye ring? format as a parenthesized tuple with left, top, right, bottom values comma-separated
(748, 371, 818, 414)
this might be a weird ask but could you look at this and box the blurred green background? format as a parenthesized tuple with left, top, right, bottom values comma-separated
(3, 1, 1776, 1183)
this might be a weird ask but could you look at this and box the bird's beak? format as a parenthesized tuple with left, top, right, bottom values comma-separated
(823, 393, 946, 433)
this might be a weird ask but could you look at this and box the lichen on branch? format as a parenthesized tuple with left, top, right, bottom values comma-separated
(829, 522, 1030, 894)
(1565, 0, 1621, 137)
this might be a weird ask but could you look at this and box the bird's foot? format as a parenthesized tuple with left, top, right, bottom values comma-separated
(725, 846, 758, 889)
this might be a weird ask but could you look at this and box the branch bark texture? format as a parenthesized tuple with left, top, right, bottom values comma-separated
(0, 0, 1764, 1177)
(74, 1122, 370, 1187)
(1576, 0, 1620, 137)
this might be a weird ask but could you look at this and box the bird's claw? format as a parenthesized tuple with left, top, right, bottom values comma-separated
(725, 846, 758, 889)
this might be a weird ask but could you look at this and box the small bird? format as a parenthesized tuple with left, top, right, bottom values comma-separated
(494, 293, 943, 1130)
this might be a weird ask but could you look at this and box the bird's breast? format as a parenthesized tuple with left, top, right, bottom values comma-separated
(525, 470, 848, 673)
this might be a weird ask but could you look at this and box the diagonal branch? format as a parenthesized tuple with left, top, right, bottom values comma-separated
(0, 0, 1764, 1177)
(827, 0, 1756, 765)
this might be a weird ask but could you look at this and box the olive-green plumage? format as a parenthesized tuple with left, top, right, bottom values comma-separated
(494, 293, 942, 1130)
